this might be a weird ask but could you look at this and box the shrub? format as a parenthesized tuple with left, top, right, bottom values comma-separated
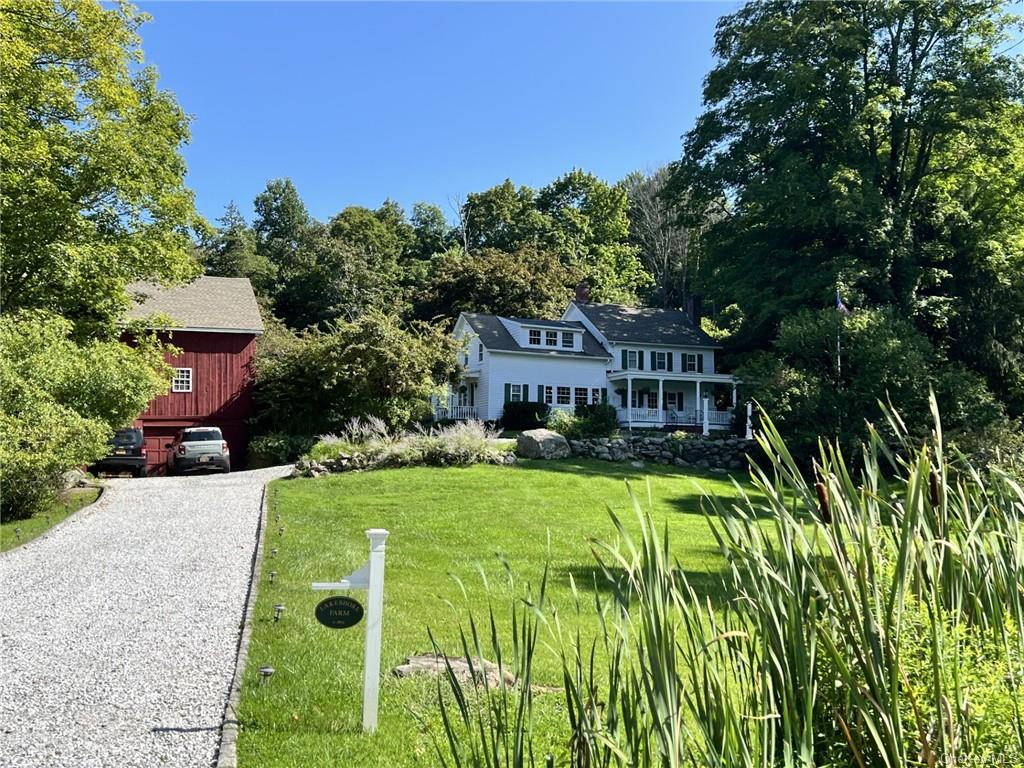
(255, 311, 460, 435)
(0, 312, 172, 519)
(500, 400, 550, 431)
(248, 433, 317, 466)
(547, 403, 619, 439)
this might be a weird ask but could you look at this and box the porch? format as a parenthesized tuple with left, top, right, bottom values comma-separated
(607, 371, 737, 434)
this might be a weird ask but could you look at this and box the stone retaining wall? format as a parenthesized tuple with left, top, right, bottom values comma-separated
(567, 434, 756, 471)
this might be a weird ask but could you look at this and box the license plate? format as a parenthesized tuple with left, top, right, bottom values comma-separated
(115, 449, 126, 455)
(200, 455, 211, 463)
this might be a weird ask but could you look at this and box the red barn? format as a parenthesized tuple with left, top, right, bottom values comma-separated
(126, 277, 264, 474)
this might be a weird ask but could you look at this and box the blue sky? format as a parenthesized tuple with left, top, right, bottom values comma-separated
(136, 2, 738, 224)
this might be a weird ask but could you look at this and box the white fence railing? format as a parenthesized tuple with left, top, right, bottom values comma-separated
(434, 405, 479, 421)
(615, 407, 734, 429)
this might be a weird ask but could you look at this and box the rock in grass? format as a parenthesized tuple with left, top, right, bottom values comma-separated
(393, 653, 516, 687)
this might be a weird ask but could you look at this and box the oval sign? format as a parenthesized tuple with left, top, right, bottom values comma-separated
(315, 595, 364, 629)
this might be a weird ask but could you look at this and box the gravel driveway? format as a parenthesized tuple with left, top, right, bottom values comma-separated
(0, 466, 291, 768)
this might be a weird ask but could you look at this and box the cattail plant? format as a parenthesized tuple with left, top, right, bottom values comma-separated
(427, 394, 1024, 767)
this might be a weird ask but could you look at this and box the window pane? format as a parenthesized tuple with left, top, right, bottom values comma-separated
(510, 384, 522, 402)
(546, 331, 558, 346)
(172, 368, 192, 392)
(591, 388, 601, 403)
(529, 330, 541, 345)
(561, 332, 573, 348)
(182, 429, 222, 442)
(544, 386, 553, 404)
(556, 386, 570, 405)
(627, 351, 637, 369)
(574, 387, 588, 405)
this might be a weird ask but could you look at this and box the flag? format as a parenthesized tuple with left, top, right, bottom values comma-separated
(836, 291, 851, 315)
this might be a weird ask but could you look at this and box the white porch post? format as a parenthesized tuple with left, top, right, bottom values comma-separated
(626, 376, 633, 429)
(657, 378, 664, 425)
(746, 401, 754, 440)
(695, 380, 701, 423)
(732, 382, 737, 407)
(702, 394, 710, 436)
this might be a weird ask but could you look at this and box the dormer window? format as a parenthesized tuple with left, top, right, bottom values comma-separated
(478, 343, 483, 362)
(528, 329, 541, 345)
(561, 332, 574, 348)
(545, 331, 558, 347)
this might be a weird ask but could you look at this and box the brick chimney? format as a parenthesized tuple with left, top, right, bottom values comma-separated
(574, 281, 591, 303)
(686, 294, 703, 327)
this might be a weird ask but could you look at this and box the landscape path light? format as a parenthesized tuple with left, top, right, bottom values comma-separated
(258, 666, 274, 685)
(278, 526, 285, 537)
(14, 528, 22, 542)
(273, 603, 285, 622)
(270, 548, 278, 558)
(268, 570, 277, 584)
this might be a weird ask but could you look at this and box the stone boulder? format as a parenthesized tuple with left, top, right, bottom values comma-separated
(393, 653, 516, 687)
(517, 429, 571, 459)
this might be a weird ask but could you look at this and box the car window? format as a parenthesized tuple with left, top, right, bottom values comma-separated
(111, 429, 143, 447)
(182, 429, 222, 442)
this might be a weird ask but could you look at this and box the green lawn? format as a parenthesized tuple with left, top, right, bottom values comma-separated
(237, 459, 753, 767)
(0, 486, 102, 552)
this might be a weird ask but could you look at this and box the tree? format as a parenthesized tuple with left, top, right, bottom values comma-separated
(201, 202, 276, 292)
(415, 246, 576, 322)
(0, 0, 202, 334)
(460, 172, 653, 304)
(253, 178, 310, 273)
(624, 167, 700, 308)
(254, 312, 460, 435)
(669, 0, 1024, 348)
(537, 169, 652, 304)
(274, 223, 401, 329)
(409, 202, 453, 261)
(736, 307, 1005, 460)
(0, 311, 172, 518)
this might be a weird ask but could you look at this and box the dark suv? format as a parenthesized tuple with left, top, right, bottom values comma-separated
(166, 427, 231, 475)
(91, 427, 148, 478)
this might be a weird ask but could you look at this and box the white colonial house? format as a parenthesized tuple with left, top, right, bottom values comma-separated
(436, 298, 739, 433)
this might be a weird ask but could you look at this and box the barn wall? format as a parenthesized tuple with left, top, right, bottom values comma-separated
(134, 331, 258, 473)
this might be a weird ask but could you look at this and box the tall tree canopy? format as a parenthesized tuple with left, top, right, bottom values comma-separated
(669, 0, 1024, 416)
(0, 0, 202, 333)
(462, 172, 652, 304)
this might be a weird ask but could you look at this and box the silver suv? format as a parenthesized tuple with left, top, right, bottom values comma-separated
(166, 427, 231, 475)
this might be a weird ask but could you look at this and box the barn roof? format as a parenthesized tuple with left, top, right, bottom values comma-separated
(126, 276, 264, 334)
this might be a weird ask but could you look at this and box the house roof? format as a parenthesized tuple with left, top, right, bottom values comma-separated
(125, 276, 264, 334)
(507, 317, 581, 330)
(461, 313, 609, 358)
(571, 301, 719, 348)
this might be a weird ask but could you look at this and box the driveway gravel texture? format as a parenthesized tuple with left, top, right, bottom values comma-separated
(0, 466, 291, 768)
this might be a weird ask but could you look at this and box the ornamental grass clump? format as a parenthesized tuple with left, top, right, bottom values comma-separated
(301, 418, 509, 473)
(428, 394, 1024, 767)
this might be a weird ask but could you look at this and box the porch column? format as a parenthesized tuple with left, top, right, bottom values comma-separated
(746, 401, 754, 440)
(657, 378, 664, 424)
(626, 376, 633, 429)
(702, 394, 710, 436)
(695, 380, 701, 421)
(732, 382, 737, 407)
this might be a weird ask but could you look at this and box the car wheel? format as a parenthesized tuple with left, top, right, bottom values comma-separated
(134, 467, 148, 478)
(223, 462, 231, 474)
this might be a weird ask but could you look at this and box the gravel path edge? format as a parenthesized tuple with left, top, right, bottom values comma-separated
(0, 484, 105, 560)
(214, 480, 270, 768)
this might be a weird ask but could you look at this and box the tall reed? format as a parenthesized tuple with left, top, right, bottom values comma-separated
(428, 395, 1024, 767)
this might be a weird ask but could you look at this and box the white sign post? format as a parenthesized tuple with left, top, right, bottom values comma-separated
(312, 528, 389, 733)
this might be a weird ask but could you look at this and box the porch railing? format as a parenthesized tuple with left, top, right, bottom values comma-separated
(434, 404, 479, 421)
(615, 407, 734, 429)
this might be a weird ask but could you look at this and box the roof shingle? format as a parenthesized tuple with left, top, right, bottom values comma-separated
(126, 276, 264, 334)
(462, 313, 609, 358)
(571, 302, 718, 347)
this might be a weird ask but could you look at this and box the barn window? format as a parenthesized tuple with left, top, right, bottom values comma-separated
(172, 368, 192, 393)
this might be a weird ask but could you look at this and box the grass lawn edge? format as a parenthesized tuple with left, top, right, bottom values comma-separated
(0, 485, 104, 554)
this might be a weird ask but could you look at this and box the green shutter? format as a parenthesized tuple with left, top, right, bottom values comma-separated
(697, 355, 704, 373)
(523, 384, 529, 402)
(504, 383, 511, 403)
(638, 351, 644, 370)
(601, 388, 608, 403)
(667, 353, 673, 372)
(650, 351, 656, 370)
(537, 384, 544, 401)
(621, 349, 628, 370)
